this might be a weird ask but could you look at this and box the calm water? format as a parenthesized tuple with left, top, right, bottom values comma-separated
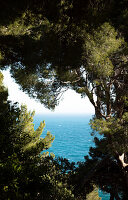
(34, 114, 110, 200)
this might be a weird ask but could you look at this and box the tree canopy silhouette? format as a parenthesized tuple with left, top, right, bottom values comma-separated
(0, 0, 128, 199)
(0, 72, 77, 200)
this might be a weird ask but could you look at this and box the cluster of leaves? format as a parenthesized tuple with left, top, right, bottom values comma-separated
(0, 0, 127, 111)
(0, 72, 77, 200)
(70, 104, 128, 199)
(71, 139, 128, 199)
(0, 0, 128, 199)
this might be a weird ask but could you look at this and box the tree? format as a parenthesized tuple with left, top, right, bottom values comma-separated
(0, 71, 77, 200)
(1, 0, 127, 109)
(70, 135, 128, 199)
(0, 0, 127, 114)
(0, 0, 128, 198)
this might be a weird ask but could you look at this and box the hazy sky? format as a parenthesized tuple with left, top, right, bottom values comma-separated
(2, 70, 95, 115)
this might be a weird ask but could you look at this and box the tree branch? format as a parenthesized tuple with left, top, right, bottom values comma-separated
(119, 153, 128, 168)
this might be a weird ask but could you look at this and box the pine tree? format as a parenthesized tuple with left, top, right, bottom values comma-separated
(0, 72, 77, 199)
(0, 1, 128, 198)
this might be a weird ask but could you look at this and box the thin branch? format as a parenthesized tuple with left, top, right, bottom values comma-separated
(61, 77, 81, 84)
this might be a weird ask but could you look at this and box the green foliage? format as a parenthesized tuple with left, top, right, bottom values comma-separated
(0, 72, 77, 200)
(13, 104, 54, 156)
(83, 23, 124, 77)
(0, 0, 127, 111)
(90, 117, 122, 136)
(0, 1, 128, 198)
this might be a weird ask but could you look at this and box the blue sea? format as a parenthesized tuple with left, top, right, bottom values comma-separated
(34, 114, 110, 200)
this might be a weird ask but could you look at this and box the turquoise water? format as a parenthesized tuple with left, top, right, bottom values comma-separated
(34, 114, 110, 200)
(34, 114, 93, 162)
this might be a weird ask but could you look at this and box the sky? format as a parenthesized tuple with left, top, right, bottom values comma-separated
(2, 70, 95, 115)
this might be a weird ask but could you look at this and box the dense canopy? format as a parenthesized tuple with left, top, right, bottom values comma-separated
(0, 0, 128, 199)
(0, 0, 127, 109)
